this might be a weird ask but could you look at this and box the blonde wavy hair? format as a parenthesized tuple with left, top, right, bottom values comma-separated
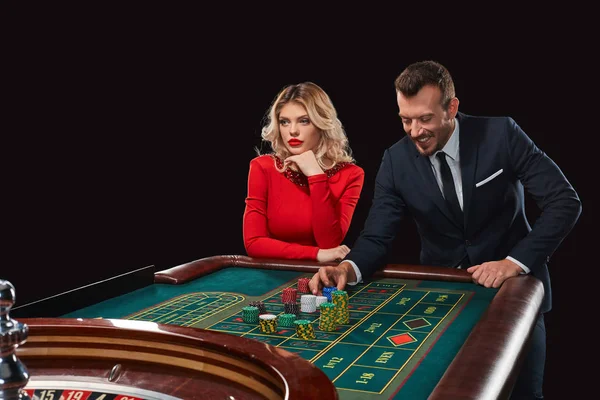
(260, 82, 355, 170)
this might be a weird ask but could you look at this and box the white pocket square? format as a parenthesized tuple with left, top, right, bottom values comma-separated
(476, 169, 503, 187)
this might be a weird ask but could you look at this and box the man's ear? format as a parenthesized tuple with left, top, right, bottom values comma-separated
(448, 97, 460, 118)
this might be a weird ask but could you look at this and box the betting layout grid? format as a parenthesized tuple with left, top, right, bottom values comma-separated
(120, 275, 470, 396)
(204, 277, 466, 396)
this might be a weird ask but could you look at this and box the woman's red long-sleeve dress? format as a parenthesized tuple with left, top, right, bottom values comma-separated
(243, 155, 365, 260)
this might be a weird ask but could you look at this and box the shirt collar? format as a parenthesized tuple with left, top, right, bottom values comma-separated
(430, 118, 460, 162)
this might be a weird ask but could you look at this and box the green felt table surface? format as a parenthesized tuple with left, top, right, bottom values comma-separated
(63, 267, 498, 400)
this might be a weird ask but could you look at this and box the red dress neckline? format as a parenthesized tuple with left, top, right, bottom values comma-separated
(273, 156, 351, 187)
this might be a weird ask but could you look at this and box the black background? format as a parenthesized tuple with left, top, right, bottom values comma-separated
(3, 5, 592, 399)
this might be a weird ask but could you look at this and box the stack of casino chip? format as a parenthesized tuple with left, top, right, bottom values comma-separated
(259, 314, 278, 333)
(300, 294, 317, 313)
(294, 319, 315, 339)
(281, 287, 298, 303)
(282, 287, 299, 317)
(297, 277, 310, 293)
(248, 301, 267, 314)
(331, 290, 350, 324)
(284, 302, 299, 316)
(278, 313, 296, 327)
(315, 295, 328, 309)
(322, 286, 338, 302)
(242, 306, 259, 323)
(318, 302, 337, 331)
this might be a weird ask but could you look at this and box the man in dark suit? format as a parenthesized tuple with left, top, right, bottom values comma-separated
(309, 60, 581, 399)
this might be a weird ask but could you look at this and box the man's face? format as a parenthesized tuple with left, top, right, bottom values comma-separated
(397, 85, 457, 157)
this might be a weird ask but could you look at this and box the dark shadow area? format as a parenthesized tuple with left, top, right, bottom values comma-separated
(4, 8, 591, 399)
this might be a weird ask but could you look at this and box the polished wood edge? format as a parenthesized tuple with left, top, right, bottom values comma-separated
(21, 346, 281, 399)
(154, 255, 473, 284)
(429, 275, 545, 400)
(24, 334, 280, 387)
(16, 318, 339, 400)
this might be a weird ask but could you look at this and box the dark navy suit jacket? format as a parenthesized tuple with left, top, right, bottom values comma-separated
(349, 112, 581, 312)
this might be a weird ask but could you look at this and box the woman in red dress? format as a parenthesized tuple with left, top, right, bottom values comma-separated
(243, 82, 365, 262)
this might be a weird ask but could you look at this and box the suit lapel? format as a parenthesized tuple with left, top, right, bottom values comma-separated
(457, 113, 479, 234)
(413, 150, 463, 230)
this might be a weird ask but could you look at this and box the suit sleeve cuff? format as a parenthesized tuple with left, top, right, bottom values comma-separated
(506, 256, 530, 274)
(343, 259, 363, 285)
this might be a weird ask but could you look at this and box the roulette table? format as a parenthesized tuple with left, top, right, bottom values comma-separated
(11, 255, 544, 399)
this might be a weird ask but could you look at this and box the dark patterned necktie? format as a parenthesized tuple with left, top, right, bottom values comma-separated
(436, 152, 463, 225)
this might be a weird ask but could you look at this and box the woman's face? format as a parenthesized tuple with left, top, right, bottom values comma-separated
(278, 102, 320, 155)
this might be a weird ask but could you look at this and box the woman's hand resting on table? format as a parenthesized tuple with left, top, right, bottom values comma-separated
(317, 245, 350, 262)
